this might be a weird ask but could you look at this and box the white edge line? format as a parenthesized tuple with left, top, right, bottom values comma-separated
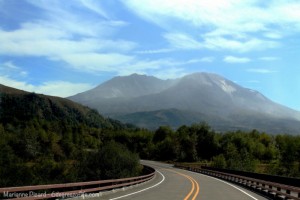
(199, 173, 259, 200)
(109, 170, 165, 200)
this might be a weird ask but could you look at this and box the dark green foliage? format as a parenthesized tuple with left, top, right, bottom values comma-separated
(151, 126, 179, 161)
(177, 125, 197, 162)
(141, 123, 299, 178)
(152, 126, 173, 144)
(0, 86, 141, 187)
(211, 154, 226, 168)
(98, 141, 141, 179)
(192, 123, 219, 160)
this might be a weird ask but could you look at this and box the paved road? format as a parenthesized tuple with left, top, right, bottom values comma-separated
(91, 160, 270, 200)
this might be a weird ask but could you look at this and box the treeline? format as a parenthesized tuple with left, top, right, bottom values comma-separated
(0, 121, 141, 187)
(1, 114, 299, 187)
(111, 123, 300, 178)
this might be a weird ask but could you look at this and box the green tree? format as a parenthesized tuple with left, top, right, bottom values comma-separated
(154, 137, 179, 161)
(275, 135, 300, 177)
(177, 125, 197, 162)
(98, 141, 141, 179)
(211, 154, 226, 168)
(152, 126, 173, 144)
(192, 123, 219, 160)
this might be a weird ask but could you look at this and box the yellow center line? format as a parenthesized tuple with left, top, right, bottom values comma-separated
(183, 175, 195, 200)
(164, 169, 200, 200)
(191, 177, 199, 200)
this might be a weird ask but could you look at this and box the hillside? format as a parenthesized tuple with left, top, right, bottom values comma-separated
(69, 73, 300, 134)
(0, 84, 139, 187)
(0, 84, 131, 129)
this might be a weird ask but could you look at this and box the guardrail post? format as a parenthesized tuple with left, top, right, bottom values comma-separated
(269, 185, 272, 190)
(277, 187, 281, 192)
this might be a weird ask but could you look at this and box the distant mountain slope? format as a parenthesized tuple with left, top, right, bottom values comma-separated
(0, 84, 130, 129)
(69, 73, 300, 134)
(69, 73, 176, 104)
(114, 109, 300, 133)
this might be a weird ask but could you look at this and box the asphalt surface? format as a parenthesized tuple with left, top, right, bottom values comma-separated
(88, 160, 270, 200)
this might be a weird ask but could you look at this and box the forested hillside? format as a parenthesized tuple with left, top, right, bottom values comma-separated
(0, 84, 140, 187)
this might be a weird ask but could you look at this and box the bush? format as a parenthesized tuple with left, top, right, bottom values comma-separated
(211, 154, 226, 168)
(97, 141, 141, 179)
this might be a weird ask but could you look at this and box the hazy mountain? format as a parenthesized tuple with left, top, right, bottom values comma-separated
(69, 73, 300, 134)
(70, 73, 176, 104)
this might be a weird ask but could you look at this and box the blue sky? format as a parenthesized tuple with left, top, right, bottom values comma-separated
(1, 0, 300, 111)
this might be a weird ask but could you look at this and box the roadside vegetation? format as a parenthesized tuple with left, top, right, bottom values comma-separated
(112, 123, 300, 178)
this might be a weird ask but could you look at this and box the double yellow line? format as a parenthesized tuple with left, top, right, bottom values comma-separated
(166, 169, 200, 200)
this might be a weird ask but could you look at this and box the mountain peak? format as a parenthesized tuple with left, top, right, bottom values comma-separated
(69, 73, 173, 101)
(179, 72, 238, 95)
(108, 73, 162, 84)
(128, 73, 149, 78)
(182, 72, 226, 82)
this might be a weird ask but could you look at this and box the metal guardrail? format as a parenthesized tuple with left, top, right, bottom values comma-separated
(201, 166, 300, 187)
(0, 165, 155, 200)
(176, 164, 300, 200)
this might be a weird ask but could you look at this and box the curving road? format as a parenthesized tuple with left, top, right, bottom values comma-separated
(93, 160, 269, 200)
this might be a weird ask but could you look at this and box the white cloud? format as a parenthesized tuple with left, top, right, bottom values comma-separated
(161, 28, 279, 53)
(164, 33, 202, 49)
(33, 81, 94, 97)
(0, 0, 137, 75)
(0, 76, 93, 97)
(187, 57, 215, 63)
(224, 56, 251, 63)
(198, 57, 215, 62)
(272, 2, 300, 24)
(123, 0, 300, 31)
(57, 51, 203, 76)
(0, 27, 136, 57)
(2, 61, 19, 70)
(247, 68, 278, 74)
(259, 57, 280, 61)
(123, 0, 300, 52)
(0, 61, 28, 77)
(135, 48, 174, 54)
(60, 53, 135, 72)
(79, 0, 110, 19)
(151, 68, 187, 79)
(203, 36, 279, 52)
(264, 32, 283, 39)
(111, 57, 208, 76)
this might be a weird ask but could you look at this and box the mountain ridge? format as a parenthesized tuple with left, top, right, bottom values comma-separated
(0, 84, 132, 130)
(67, 72, 300, 134)
(69, 73, 176, 103)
